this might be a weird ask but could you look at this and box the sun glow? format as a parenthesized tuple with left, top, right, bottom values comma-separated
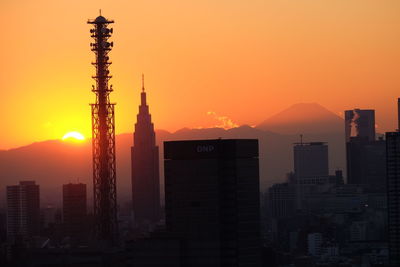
(62, 131, 85, 142)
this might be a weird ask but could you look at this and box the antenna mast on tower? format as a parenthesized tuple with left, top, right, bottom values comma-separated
(88, 14, 118, 245)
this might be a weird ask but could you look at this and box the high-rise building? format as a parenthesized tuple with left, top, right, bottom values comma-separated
(164, 139, 261, 267)
(131, 76, 160, 226)
(62, 183, 87, 241)
(6, 181, 40, 242)
(397, 98, 400, 131)
(386, 131, 400, 266)
(42, 205, 56, 229)
(293, 142, 329, 184)
(345, 108, 386, 187)
(293, 142, 329, 210)
(346, 137, 386, 186)
(268, 183, 296, 219)
(345, 109, 375, 142)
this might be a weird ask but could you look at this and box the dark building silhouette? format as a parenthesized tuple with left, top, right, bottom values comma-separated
(6, 181, 40, 242)
(386, 132, 400, 266)
(293, 142, 329, 209)
(131, 76, 160, 226)
(62, 183, 87, 241)
(398, 98, 400, 131)
(331, 169, 345, 185)
(346, 136, 386, 186)
(164, 139, 261, 267)
(268, 182, 296, 219)
(124, 231, 182, 267)
(345, 109, 386, 187)
(294, 142, 329, 183)
(345, 109, 375, 142)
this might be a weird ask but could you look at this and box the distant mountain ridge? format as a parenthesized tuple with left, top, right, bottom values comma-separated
(257, 103, 343, 134)
(0, 103, 346, 208)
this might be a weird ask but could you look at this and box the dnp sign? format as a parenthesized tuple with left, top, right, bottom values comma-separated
(196, 145, 215, 153)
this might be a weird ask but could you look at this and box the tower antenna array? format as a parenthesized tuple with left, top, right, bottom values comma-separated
(88, 14, 118, 245)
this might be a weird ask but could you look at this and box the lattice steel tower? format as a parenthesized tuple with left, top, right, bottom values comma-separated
(88, 14, 118, 245)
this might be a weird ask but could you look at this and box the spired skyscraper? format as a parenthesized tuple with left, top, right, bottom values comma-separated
(131, 76, 161, 226)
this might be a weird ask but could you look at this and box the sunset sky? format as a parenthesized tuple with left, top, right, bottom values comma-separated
(1, 0, 399, 149)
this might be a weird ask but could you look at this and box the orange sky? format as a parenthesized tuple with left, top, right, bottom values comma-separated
(0, 0, 399, 149)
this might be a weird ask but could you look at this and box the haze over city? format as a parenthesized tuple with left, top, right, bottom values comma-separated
(1, 0, 400, 149)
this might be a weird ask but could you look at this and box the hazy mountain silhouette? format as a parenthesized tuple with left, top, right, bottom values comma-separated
(0, 140, 92, 207)
(256, 103, 343, 134)
(0, 103, 347, 208)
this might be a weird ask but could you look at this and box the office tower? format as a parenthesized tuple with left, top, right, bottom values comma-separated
(293, 142, 329, 184)
(42, 205, 56, 228)
(345, 108, 386, 187)
(268, 183, 295, 219)
(398, 98, 400, 131)
(164, 139, 261, 267)
(6, 181, 40, 242)
(131, 76, 160, 226)
(346, 137, 386, 186)
(386, 131, 400, 266)
(62, 183, 87, 241)
(88, 14, 118, 244)
(345, 109, 375, 142)
(293, 142, 329, 210)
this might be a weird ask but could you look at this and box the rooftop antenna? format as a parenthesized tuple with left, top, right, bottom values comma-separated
(300, 134, 303, 144)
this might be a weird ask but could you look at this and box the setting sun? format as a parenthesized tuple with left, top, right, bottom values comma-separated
(62, 131, 85, 141)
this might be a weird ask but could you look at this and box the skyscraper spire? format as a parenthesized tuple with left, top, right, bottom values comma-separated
(131, 76, 160, 228)
(140, 74, 147, 107)
(142, 73, 145, 92)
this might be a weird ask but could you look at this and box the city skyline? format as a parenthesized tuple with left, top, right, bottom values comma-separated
(1, 0, 400, 149)
(0, 2, 399, 265)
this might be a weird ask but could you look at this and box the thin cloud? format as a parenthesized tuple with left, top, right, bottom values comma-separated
(207, 111, 239, 130)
